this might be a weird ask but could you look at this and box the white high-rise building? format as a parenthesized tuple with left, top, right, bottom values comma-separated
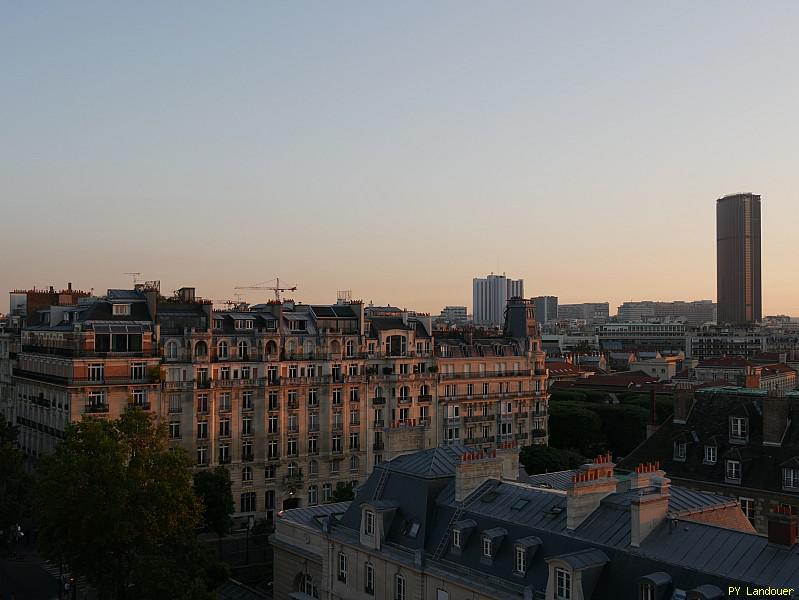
(472, 274, 524, 327)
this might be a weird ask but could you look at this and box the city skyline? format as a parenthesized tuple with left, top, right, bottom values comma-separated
(2, 3, 799, 315)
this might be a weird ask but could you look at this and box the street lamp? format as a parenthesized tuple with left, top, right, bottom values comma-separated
(245, 514, 255, 565)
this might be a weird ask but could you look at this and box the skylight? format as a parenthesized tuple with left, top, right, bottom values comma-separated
(511, 499, 529, 510)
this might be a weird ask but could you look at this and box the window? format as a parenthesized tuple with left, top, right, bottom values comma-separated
(555, 567, 571, 599)
(364, 510, 375, 535)
(237, 341, 249, 359)
(309, 459, 319, 475)
(196, 447, 208, 465)
(287, 461, 299, 477)
(447, 427, 460, 442)
(365, 562, 375, 595)
(112, 303, 131, 316)
(242, 440, 253, 461)
(197, 393, 209, 413)
(730, 417, 748, 441)
(242, 416, 253, 436)
(333, 388, 342, 405)
(87, 364, 104, 382)
(350, 388, 359, 402)
(452, 529, 461, 549)
(268, 440, 279, 459)
(346, 339, 355, 357)
(308, 485, 318, 505)
(323, 483, 332, 502)
(337, 552, 347, 583)
(240, 491, 256, 513)
(783, 468, 799, 490)
(130, 362, 147, 380)
(219, 418, 230, 437)
(330, 460, 341, 474)
(726, 459, 741, 482)
(242, 391, 253, 410)
(169, 421, 181, 439)
(165, 341, 178, 359)
(350, 455, 360, 471)
(332, 435, 342, 453)
(287, 438, 298, 457)
(288, 414, 299, 433)
(349, 432, 360, 450)
(242, 466, 253, 482)
(219, 444, 230, 464)
(218, 341, 228, 359)
(394, 574, 406, 600)
(197, 421, 208, 439)
(515, 546, 527, 574)
(482, 537, 492, 558)
(131, 389, 147, 406)
(219, 393, 231, 411)
(308, 388, 318, 406)
(704, 445, 717, 464)
(265, 465, 276, 480)
(308, 436, 318, 455)
(673, 442, 686, 461)
(639, 582, 655, 600)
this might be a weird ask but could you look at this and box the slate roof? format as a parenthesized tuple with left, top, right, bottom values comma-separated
(618, 388, 799, 497)
(299, 446, 799, 599)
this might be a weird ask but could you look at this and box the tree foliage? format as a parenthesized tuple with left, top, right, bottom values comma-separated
(0, 420, 31, 550)
(35, 409, 225, 599)
(332, 481, 355, 502)
(547, 402, 606, 456)
(519, 445, 586, 475)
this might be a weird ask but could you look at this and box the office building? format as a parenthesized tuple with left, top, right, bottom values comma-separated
(437, 306, 468, 325)
(472, 274, 524, 328)
(533, 295, 558, 324)
(616, 300, 716, 327)
(717, 193, 762, 324)
(558, 302, 609, 325)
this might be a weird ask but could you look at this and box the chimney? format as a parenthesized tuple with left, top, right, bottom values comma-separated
(455, 451, 503, 502)
(630, 474, 671, 548)
(762, 389, 790, 447)
(68, 282, 72, 291)
(566, 453, 618, 530)
(744, 365, 761, 389)
(767, 506, 798, 547)
(496, 442, 520, 480)
(673, 384, 694, 424)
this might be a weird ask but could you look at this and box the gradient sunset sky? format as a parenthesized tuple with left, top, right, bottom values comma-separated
(2, 2, 797, 315)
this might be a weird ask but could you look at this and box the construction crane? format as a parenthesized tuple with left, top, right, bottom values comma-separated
(235, 277, 298, 302)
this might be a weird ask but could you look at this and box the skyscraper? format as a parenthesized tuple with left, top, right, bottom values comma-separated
(472, 274, 524, 327)
(717, 193, 761, 323)
(533, 295, 558, 324)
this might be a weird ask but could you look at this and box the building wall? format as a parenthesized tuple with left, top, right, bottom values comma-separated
(472, 275, 524, 327)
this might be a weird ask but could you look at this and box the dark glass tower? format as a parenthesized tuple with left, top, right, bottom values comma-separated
(717, 193, 761, 323)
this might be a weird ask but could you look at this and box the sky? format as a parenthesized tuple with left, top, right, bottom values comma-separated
(1, 2, 797, 315)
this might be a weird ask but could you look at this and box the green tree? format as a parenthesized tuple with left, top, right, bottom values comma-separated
(547, 402, 606, 456)
(35, 408, 224, 599)
(519, 445, 586, 475)
(194, 466, 234, 557)
(587, 403, 649, 456)
(331, 481, 355, 502)
(0, 420, 31, 552)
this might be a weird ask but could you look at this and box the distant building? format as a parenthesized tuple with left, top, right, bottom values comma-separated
(692, 357, 797, 391)
(686, 326, 767, 360)
(533, 295, 558, 324)
(620, 386, 799, 534)
(472, 274, 524, 327)
(558, 302, 609, 325)
(717, 193, 762, 323)
(438, 305, 468, 325)
(617, 300, 716, 327)
(271, 446, 797, 600)
(594, 322, 686, 351)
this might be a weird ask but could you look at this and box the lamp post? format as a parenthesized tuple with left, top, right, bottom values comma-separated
(245, 514, 255, 565)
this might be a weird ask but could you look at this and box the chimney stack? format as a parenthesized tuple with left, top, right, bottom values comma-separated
(673, 383, 694, 424)
(767, 506, 798, 547)
(630, 474, 671, 548)
(763, 389, 791, 447)
(566, 453, 618, 530)
(455, 451, 503, 502)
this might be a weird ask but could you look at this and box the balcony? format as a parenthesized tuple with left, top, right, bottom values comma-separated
(282, 471, 304, 485)
(417, 394, 432, 403)
(84, 403, 109, 414)
(163, 381, 195, 391)
(372, 396, 386, 406)
(531, 429, 548, 439)
(515, 432, 529, 441)
(373, 420, 385, 428)
(397, 396, 412, 404)
(464, 414, 494, 423)
(465, 436, 495, 445)
(373, 442, 385, 451)
(440, 369, 532, 380)
(128, 402, 151, 411)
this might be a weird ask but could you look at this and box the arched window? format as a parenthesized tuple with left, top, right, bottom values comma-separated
(399, 386, 410, 400)
(217, 341, 228, 359)
(345, 339, 355, 358)
(165, 341, 178, 359)
(242, 466, 253, 482)
(308, 485, 318, 505)
(374, 386, 383, 399)
(294, 573, 318, 599)
(287, 340, 296, 356)
(266, 340, 278, 356)
(350, 455, 360, 471)
(309, 459, 319, 475)
(304, 340, 314, 356)
(194, 341, 208, 358)
(387, 335, 407, 357)
(330, 340, 341, 355)
(238, 340, 249, 360)
(287, 461, 299, 477)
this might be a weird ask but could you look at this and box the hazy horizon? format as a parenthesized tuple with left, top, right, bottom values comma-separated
(2, 3, 797, 315)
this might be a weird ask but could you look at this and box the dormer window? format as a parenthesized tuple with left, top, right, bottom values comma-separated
(639, 582, 655, 600)
(452, 529, 461, 549)
(481, 537, 492, 558)
(783, 467, 799, 490)
(515, 546, 527, 574)
(112, 303, 131, 316)
(364, 510, 375, 535)
(730, 417, 748, 442)
(704, 445, 717, 464)
(555, 567, 572, 599)
(673, 442, 687, 461)
(726, 459, 741, 483)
